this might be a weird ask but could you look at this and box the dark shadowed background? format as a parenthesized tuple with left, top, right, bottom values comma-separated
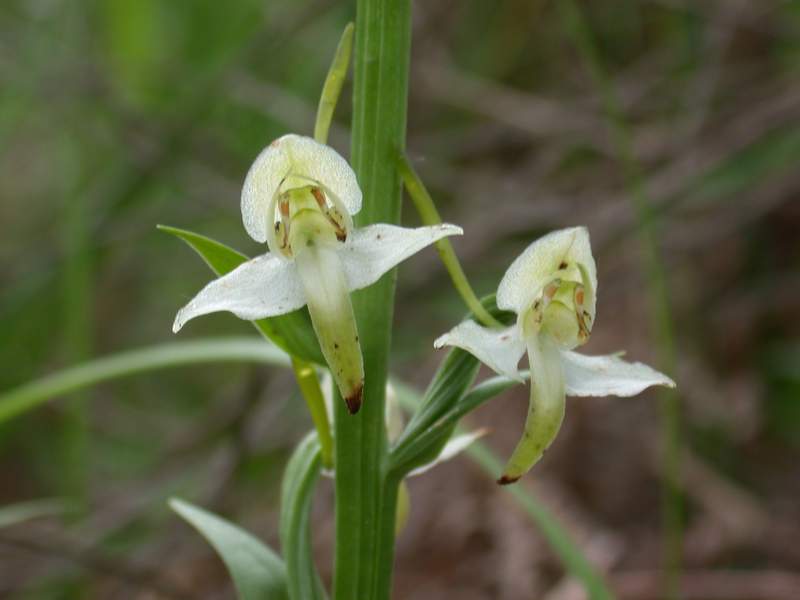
(1, 0, 799, 598)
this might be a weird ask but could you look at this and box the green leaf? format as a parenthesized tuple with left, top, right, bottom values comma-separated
(280, 433, 327, 600)
(0, 498, 66, 528)
(390, 375, 517, 476)
(0, 338, 289, 423)
(390, 295, 514, 472)
(158, 225, 324, 364)
(170, 498, 289, 600)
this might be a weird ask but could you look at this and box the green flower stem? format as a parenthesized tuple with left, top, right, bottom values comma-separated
(314, 22, 355, 145)
(334, 1, 412, 599)
(556, 1, 681, 596)
(290, 358, 334, 469)
(397, 154, 503, 328)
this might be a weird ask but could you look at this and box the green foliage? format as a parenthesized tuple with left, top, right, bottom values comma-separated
(279, 433, 327, 600)
(391, 374, 517, 477)
(391, 296, 514, 474)
(0, 498, 66, 528)
(0, 338, 289, 423)
(157, 225, 324, 364)
(170, 498, 289, 600)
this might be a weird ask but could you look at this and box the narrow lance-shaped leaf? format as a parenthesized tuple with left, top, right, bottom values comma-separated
(170, 498, 289, 600)
(393, 295, 514, 464)
(279, 433, 327, 600)
(0, 498, 66, 528)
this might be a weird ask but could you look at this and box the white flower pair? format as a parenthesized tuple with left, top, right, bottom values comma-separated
(172, 134, 674, 482)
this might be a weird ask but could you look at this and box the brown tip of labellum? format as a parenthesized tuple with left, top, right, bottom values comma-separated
(344, 383, 363, 415)
(496, 474, 520, 486)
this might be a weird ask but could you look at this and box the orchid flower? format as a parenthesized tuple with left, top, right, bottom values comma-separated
(434, 227, 675, 484)
(173, 134, 462, 413)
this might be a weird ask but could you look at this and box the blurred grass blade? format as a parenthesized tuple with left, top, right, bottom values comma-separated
(555, 2, 681, 594)
(158, 225, 324, 364)
(314, 22, 354, 144)
(279, 433, 327, 600)
(465, 442, 615, 600)
(0, 498, 66, 528)
(0, 338, 290, 423)
(170, 498, 289, 600)
(393, 381, 615, 600)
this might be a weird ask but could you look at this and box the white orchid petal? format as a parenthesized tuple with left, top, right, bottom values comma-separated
(500, 334, 565, 484)
(561, 350, 675, 397)
(241, 134, 362, 243)
(173, 253, 306, 332)
(497, 226, 597, 317)
(340, 223, 463, 292)
(240, 141, 290, 244)
(433, 321, 525, 381)
(408, 429, 488, 477)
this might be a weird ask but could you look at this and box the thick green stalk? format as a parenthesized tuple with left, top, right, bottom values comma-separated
(556, 1, 681, 596)
(397, 154, 503, 328)
(334, 1, 411, 599)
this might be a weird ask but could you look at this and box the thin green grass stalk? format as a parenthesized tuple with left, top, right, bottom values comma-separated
(315, 22, 354, 144)
(61, 137, 91, 505)
(291, 358, 333, 469)
(556, 1, 682, 596)
(334, 1, 412, 599)
(397, 154, 503, 328)
(466, 442, 615, 600)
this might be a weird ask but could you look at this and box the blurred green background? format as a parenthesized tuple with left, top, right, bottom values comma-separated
(1, 0, 799, 598)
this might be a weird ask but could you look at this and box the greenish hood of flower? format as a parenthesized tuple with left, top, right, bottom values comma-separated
(520, 265, 593, 351)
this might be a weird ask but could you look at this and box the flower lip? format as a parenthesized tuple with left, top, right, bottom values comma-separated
(241, 134, 362, 246)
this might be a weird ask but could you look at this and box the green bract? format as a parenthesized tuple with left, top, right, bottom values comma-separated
(172, 134, 462, 413)
(435, 227, 675, 483)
